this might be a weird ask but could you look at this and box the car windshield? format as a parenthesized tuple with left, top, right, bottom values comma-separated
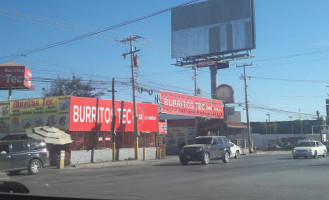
(193, 138, 213, 145)
(297, 142, 316, 147)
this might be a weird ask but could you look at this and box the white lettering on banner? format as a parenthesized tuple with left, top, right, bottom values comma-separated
(72, 105, 138, 127)
(91, 107, 97, 122)
(99, 107, 104, 122)
(2, 74, 24, 84)
(163, 98, 194, 109)
(80, 106, 85, 122)
(117, 108, 132, 124)
(4, 68, 24, 73)
(126, 109, 131, 124)
(105, 107, 111, 123)
(86, 106, 91, 122)
(73, 105, 79, 122)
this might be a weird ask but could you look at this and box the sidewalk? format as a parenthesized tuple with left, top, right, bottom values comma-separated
(63, 151, 291, 170)
(65, 156, 179, 170)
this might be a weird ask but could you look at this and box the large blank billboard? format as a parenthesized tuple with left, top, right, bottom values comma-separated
(171, 0, 255, 59)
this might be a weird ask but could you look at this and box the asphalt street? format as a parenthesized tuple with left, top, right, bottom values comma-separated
(4, 152, 329, 200)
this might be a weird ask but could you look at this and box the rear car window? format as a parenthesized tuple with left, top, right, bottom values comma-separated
(11, 142, 28, 152)
(30, 141, 46, 150)
(216, 138, 223, 144)
(222, 137, 229, 144)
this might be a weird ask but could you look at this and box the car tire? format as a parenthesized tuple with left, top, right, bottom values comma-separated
(202, 152, 210, 165)
(313, 151, 317, 159)
(222, 151, 230, 163)
(28, 159, 42, 175)
(234, 150, 240, 159)
(9, 170, 21, 175)
(180, 159, 188, 165)
(323, 150, 326, 157)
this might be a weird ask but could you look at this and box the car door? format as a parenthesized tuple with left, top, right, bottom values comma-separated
(209, 138, 219, 159)
(216, 138, 225, 158)
(0, 144, 11, 171)
(318, 142, 326, 155)
(10, 142, 29, 170)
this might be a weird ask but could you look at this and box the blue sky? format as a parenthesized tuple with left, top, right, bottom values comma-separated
(1, 0, 329, 123)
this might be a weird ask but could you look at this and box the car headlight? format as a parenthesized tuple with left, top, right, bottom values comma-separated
(196, 147, 203, 152)
(293, 149, 296, 152)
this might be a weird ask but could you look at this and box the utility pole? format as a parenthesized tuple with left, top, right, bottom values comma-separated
(237, 63, 252, 153)
(299, 108, 303, 134)
(120, 35, 142, 160)
(317, 110, 322, 142)
(266, 114, 271, 134)
(108, 78, 117, 161)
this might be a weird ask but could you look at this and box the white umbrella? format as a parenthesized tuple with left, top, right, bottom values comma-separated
(26, 126, 72, 145)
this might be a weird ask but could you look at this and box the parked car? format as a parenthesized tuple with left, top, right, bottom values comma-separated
(229, 142, 241, 159)
(292, 140, 327, 159)
(179, 136, 231, 165)
(0, 139, 50, 175)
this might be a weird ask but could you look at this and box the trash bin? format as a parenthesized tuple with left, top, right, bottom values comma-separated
(57, 151, 65, 169)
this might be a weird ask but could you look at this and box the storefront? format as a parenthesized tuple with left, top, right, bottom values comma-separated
(0, 96, 159, 164)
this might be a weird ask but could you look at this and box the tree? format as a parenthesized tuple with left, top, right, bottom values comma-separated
(42, 74, 105, 98)
(268, 123, 278, 134)
(259, 122, 267, 134)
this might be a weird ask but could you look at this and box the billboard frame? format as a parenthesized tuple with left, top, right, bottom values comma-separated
(171, 0, 256, 63)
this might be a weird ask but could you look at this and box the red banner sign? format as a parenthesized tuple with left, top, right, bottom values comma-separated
(158, 122, 168, 134)
(69, 96, 158, 132)
(160, 91, 223, 118)
(0, 63, 32, 90)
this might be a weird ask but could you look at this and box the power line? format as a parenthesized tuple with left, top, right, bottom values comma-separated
(0, 0, 200, 61)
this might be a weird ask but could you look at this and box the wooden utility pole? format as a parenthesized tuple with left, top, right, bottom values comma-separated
(120, 35, 142, 160)
(237, 63, 253, 153)
(108, 78, 117, 161)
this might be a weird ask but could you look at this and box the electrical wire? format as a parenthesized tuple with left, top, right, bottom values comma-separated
(0, 0, 200, 61)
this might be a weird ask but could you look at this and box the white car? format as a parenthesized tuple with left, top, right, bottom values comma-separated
(292, 141, 327, 159)
(229, 142, 241, 159)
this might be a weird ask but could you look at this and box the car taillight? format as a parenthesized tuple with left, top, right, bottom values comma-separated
(47, 151, 49, 157)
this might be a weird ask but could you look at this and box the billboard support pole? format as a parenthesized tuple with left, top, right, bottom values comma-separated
(237, 63, 253, 153)
(210, 66, 217, 99)
(193, 65, 197, 96)
(193, 65, 199, 136)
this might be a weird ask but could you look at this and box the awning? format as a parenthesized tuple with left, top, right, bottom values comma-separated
(26, 126, 72, 145)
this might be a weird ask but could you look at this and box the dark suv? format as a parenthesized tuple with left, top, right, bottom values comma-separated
(179, 136, 231, 165)
(0, 139, 50, 175)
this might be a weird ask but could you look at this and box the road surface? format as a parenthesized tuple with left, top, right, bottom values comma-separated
(4, 152, 329, 200)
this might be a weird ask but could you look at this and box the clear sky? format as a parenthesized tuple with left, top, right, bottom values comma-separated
(1, 0, 329, 123)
